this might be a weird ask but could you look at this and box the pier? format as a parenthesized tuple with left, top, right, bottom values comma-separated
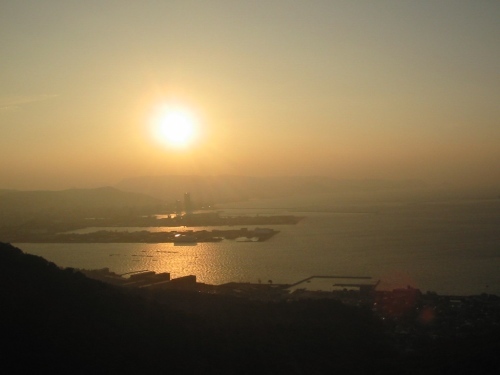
(288, 275, 380, 293)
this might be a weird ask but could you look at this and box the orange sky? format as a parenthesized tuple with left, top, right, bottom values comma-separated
(1, 1, 499, 190)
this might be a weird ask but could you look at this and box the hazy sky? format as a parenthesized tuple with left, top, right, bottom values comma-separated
(1, 0, 499, 190)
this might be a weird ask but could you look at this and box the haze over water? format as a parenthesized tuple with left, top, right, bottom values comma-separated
(2, 2, 499, 296)
(20, 193, 500, 296)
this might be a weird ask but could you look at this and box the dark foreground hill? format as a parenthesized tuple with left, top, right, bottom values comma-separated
(1, 243, 499, 374)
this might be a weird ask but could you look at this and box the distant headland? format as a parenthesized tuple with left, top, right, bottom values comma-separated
(0, 187, 303, 243)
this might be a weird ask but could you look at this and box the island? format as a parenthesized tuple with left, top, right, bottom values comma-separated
(13, 227, 280, 243)
(1, 212, 303, 243)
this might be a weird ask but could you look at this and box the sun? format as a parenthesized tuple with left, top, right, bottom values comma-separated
(151, 106, 198, 148)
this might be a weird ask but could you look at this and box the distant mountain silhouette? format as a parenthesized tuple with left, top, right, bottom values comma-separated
(0, 186, 163, 217)
(115, 175, 427, 203)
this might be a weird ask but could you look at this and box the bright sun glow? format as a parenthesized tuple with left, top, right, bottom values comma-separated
(152, 106, 198, 148)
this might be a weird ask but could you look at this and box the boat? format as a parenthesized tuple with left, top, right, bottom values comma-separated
(173, 233, 197, 245)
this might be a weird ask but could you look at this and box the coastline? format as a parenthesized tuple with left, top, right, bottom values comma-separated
(10, 227, 279, 243)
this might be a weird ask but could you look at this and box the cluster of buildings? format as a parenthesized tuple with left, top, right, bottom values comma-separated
(175, 192, 193, 215)
(80, 267, 500, 353)
(80, 268, 198, 290)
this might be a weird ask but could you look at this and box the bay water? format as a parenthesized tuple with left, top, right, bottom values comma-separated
(18, 194, 500, 296)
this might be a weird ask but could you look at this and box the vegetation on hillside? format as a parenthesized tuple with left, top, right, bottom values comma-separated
(1, 242, 498, 374)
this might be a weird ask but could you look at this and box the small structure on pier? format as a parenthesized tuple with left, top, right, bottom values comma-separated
(287, 275, 379, 294)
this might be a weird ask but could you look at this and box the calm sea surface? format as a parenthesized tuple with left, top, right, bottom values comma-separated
(18, 195, 500, 296)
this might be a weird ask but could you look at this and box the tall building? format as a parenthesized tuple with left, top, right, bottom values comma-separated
(184, 192, 192, 214)
(175, 199, 182, 214)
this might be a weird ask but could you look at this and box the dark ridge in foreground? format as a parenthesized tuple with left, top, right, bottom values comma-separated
(1, 243, 499, 374)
